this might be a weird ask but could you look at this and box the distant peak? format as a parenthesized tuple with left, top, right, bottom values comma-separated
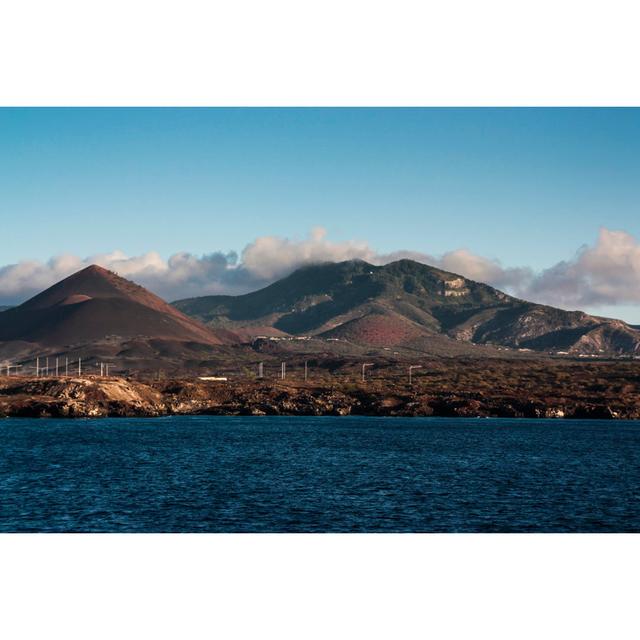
(80, 264, 112, 276)
(70, 264, 130, 285)
(383, 258, 435, 269)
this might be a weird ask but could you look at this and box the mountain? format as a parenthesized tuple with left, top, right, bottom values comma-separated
(0, 265, 239, 367)
(173, 259, 640, 356)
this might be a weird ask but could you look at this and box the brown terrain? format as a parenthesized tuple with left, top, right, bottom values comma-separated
(0, 265, 241, 370)
(1, 357, 639, 419)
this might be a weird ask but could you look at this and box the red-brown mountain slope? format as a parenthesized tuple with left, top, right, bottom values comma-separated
(0, 265, 237, 347)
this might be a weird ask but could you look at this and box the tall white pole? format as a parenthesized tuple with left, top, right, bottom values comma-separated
(78, 358, 82, 376)
(36, 356, 39, 378)
(65, 357, 69, 376)
(55, 358, 59, 377)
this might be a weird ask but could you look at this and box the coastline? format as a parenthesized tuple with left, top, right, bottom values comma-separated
(1, 373, 637, 420)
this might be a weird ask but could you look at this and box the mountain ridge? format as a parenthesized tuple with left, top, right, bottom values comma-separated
(173, 258, 640, 356)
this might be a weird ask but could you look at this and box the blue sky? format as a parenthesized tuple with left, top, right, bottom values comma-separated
(1, 108, 639, 319)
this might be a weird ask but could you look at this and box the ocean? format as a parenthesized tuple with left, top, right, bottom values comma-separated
(1, 415, 638, 532)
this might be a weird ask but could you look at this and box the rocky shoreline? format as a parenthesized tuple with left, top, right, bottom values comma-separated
(1, 374, 637, 419)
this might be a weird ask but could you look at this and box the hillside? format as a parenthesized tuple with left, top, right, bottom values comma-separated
(0, 265, 240, 368)
(174, 259, 640, 356)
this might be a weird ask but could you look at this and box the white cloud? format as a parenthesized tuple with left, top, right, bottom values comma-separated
(0, 228, 379, 304)
(240, 227, 374, 281)
(525, 228, 640, 308)
(1, 227, 640, 323)
(0, 250, 241, 304)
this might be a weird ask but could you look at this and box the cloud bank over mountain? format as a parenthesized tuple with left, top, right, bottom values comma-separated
(1, 227, 639, 321)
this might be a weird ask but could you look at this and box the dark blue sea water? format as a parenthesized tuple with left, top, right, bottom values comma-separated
(1, 416, 639, 532)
